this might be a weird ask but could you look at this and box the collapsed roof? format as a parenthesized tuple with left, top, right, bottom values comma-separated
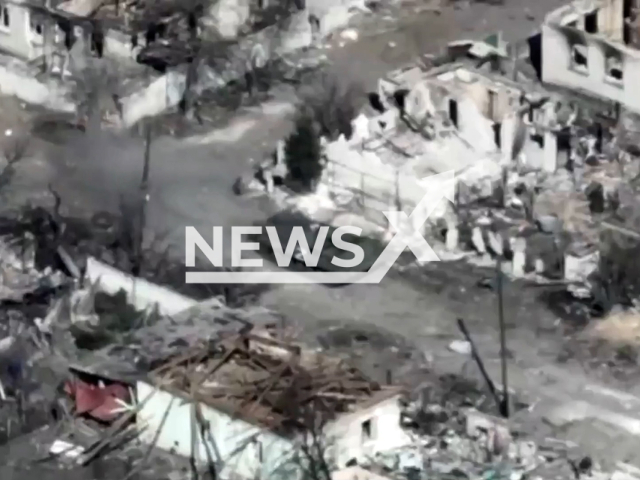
(148, 325, 402, 436)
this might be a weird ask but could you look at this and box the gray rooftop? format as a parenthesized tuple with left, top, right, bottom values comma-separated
(72, 300, 285, 382)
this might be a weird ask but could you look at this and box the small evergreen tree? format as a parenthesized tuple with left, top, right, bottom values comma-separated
(285, 113, 323, 192)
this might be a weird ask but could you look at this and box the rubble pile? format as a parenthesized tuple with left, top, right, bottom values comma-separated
(0, 206, 269, 306)
(0, 204, 276, 450)
(239, 34, 640, 325)
(369, 389, 605, 480)
(0, 232, 67, 304)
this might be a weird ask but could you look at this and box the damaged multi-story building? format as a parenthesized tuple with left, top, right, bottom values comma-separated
(542, 0, 640, 113)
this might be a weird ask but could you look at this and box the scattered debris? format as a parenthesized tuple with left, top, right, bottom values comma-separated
(449, 340, 472, 355)
(64, 377, 131, 423)
(49, 439, 85, 459)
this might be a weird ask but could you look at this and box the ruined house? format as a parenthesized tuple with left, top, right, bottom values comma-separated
(318, 48, 563, 236)
(46, 257, 412, 479)
(68, 298, 410, 479)
(136, 328, 410, 478)
(0, 0, 341, 125)
(542, 0, 640, 113)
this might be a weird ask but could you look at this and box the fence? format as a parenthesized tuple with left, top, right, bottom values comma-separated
(322, 155, 421, 230)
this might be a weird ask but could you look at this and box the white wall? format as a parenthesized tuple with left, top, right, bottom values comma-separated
(324, 395, 411, 467)
(104, 29, 137, 61)
(120, 69, 186, 126)
(0, 55, 75, 111)
(0, 1, 41, 61)
(85, 257, 197, 316)
(541, 23, 640, 113)
(455, 95, 498, 154)
(137, 381, 410, 478)
(136, 381, 301, 480)
(324, 136, 426, 206)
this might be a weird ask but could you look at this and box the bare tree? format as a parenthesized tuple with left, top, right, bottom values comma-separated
(285, 111, 324, 192)
(295, 414, 335, 480)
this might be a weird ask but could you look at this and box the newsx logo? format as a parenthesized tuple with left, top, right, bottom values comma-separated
(184, 171, 456, 284)
(185, 225, 365, 269)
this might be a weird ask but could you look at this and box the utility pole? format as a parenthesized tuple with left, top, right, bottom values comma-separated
(133, 120, 152, 276)
(496, 257, 510, 418)
(511, 43, 518, 81)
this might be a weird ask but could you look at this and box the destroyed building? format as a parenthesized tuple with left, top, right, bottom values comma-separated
(0, 0, 367, 125)
(137, 328, 410, 478)
(542, 0, 640, 114)
(60, 287, 411, 479)
(254, 28, 640, 299)
(294, 43, 564, 238)
(0, 0, 204, 121)
(1, 248, 410, 479)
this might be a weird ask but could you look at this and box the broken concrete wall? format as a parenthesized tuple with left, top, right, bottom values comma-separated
(324, 394, 411, 468)
(85, 257, 196, 316)
(455, 94, 498, 154)
(136, 381, 300, 479)
(404, 82, 437, 122)
(408, 76, 513, 154)
(597, 0, 624, 43)
(464, 81, 511, 124)
(0, 54, 75, 112)
(500, 112, 546, 167)
(120, 69, 186, 126)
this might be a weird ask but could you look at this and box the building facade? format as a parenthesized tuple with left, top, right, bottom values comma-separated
(0, 0, 45, 61)
(542, 0, 640, 113)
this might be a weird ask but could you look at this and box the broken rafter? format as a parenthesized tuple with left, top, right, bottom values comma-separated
(248, 363, 292, 415)
(153, 329, 386, 433)
(244, 332, 302, 355)
(192, 346, 239, 390)
(152, 344, 208, 377)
